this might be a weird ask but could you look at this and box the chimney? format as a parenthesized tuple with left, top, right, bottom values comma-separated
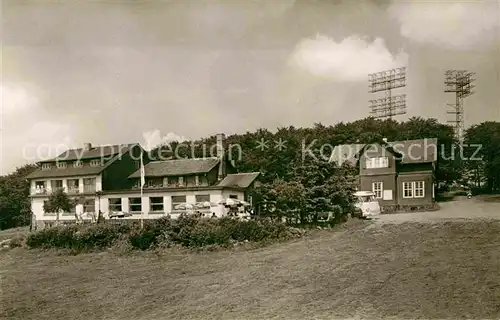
(216, 133, 226, 180)
(84, 143, 92, 151)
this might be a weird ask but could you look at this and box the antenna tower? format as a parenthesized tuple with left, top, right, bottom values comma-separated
(444, 70, 475, 143)
(368, 67, 407, 119)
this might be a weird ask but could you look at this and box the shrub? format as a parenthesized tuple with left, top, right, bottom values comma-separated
(128, 216, 178, 250)
(229, 218, 289, 242)
(129, 228, 158, 250)
(26, 225, 79, 249)
(185, 219, 231, 247)
(26, 224, 129, 250)
(26, 216, 298, 252)
(72, 224, 129, 250)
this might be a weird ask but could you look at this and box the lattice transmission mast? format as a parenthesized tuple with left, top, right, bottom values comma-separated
(368, 67, 407, 119)
(444, 70, 475, 143)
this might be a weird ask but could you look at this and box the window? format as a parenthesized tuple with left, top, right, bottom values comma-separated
(67, 179, 79, 194)
(365, 157, 389, 169)
(109, 198, 122, 212)
(83, 178, 96, 193)
(83, 199, 95, 213)
(90, 159, 102, 167)
(171, 195, 186, 210)
(195, 194, 210, 203)
(150, 197, 164, 212)
(41, 163, 52, 170)
(403, 182, 413, 198)
(129, 198, 142, 213)
(186, 175, 196, 186)
(34, 181, 47, 194)
(178, 177, 185, 187)
(229, 194, 238, 199)
(50, 180, 63, 192)
(372, 182, 383, 199)
(197, 175, 208, 186)
(415, 181, 425, 198)
(146, 178, 163, 188)
(73, 161, 83, 168)
(403, 181, 425, 199)
(56, 162, 67, 169)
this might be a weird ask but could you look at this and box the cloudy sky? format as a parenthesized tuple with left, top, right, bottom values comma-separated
(1, 0, 499, 174)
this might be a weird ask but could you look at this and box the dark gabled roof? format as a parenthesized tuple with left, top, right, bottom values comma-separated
(329, 144, 365, 166)
(329, 138, 438, 166)
(217, 172, 260, 188)
(44, 144, 137, 162)
(26, 166, 105, 179)
(128, 157, 220, 178)
(26, 144, 140, 179)
(388, 139, 438, 164)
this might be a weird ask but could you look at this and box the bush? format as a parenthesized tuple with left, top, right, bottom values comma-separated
(73, 224, 130, 250)
(26, 225, 79, 249)
(26, 216, 298, 252)
(26, 224, 130, 250)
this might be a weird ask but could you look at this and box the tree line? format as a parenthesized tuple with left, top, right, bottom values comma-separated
(1, 117, 499, 230)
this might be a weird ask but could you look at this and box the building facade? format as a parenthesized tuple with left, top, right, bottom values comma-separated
(330, 138, 438, 210)
(27, 134, 260, 228)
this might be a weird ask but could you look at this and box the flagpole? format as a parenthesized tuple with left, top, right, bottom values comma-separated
(140, 185, 144, 229)
(140, 149, 145, 229)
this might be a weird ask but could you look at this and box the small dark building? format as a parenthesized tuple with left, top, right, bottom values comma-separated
(330, 138, 438, 211)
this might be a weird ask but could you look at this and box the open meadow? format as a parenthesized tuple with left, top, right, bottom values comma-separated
(2, 199, 500, 319)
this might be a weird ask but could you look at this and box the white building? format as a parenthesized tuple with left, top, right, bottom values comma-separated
(27, 134, 260, 228)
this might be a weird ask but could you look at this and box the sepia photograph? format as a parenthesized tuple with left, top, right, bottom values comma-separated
(1, 0, 500, 319)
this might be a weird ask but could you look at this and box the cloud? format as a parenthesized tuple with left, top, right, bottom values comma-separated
(288, 34, 408, 81)
(141, 130, 189, 151)
(1, 83, 39, 117)
(2, 120, 77, 174)
(388, 1, 500, 50)
(21, 122, 77, 160)
(1, 83, 78, 174)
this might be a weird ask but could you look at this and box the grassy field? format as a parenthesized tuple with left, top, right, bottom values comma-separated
(2, 218, 500, 319)
(0, 227, 28, 242)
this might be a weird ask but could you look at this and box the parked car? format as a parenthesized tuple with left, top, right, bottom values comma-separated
(353, 191, 381, 218)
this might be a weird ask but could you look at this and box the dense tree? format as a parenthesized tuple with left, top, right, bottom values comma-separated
(0, 164, 36, 230)
(43, 189, 77, 225)
(149, 117, 459, 187)
(465, 122, 500, 193)
(256, 159, 356, 225)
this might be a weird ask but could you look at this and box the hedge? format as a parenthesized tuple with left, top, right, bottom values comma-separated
(25, 215, 294, 251)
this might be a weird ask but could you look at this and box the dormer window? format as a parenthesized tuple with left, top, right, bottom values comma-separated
(365, 157, 389, 169)
(41, 163, 51, 170)
(56, 162, 67, 169)
(90, 159, 102, 167)
(178, 176, 185, 187)
(73, 161, 83, 168)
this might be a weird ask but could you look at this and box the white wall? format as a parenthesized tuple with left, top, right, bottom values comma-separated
(31, 174, 102, 194)
(32, 188, 246, 222)
(100, 189, 231, 220)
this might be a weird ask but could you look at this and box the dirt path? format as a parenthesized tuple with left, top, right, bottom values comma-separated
(374, 197, 500, 224)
